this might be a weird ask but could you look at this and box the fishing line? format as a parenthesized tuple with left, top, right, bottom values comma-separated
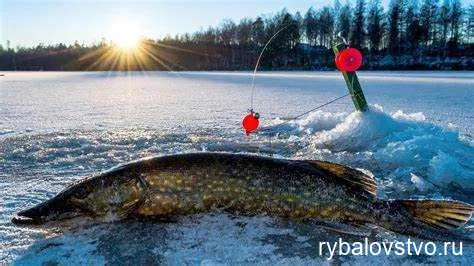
(269, 90, 363, 126)
(286, 93, 350, 120)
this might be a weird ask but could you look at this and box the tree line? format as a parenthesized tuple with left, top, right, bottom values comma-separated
(1, 0, 473, 71)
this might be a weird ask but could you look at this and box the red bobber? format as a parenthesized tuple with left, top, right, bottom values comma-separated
(335, 48, 363, 72)
(242, 112, 259, 135)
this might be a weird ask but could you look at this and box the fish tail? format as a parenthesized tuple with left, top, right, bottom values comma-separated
(395, 199, 473, 230)
(380, 199, 474, 241)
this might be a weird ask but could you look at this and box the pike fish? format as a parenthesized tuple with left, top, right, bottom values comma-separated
(13, 153, 473, 239)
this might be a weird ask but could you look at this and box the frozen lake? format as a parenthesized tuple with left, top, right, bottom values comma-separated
(1, 71, 473, 264)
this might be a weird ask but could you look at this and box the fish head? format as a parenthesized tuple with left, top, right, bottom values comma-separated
(12, 192, 87, 225)
(12, 171, 145, 225)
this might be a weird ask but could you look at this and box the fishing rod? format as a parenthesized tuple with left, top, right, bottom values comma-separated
(243, 23, 291, 135)
(249, 24, 290, 111)
(242, 31, 368, 135)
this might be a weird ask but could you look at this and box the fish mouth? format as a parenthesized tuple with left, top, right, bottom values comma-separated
(12, 196, 85, 225)
(12, 206, 86, 225)
(12, 206, 45, 225)
(12, 214, 43, 225)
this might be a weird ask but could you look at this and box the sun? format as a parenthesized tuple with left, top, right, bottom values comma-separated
(108, 18, 142, 51)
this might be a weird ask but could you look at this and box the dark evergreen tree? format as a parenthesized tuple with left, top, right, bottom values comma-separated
(388, 0, 401, 54)
(367, 0, 383, 53)
(449, 0, 462, 48)
(304, 7, 318, 45)
(439, 0, 451, 49)
(351, 0, 366, 48)
(319, 7, 335, 47)
(405, 0, 422, 53)
(251, 17, 266, 45)
(420, 0, 439, 47)
(467, 5, 474, 44)
(337, 3, 352, 42)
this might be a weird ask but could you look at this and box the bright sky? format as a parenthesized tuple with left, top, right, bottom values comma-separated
(1, 0, 473, 48)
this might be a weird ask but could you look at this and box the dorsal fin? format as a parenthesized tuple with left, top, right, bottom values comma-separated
(304, 160, 377, 198)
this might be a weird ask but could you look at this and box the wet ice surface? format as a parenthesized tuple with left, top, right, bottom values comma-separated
(1, 71, 473, 264)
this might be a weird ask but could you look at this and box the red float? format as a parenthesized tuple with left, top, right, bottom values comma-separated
(335, 48, 363, 72)
(242, 112, 259, 135)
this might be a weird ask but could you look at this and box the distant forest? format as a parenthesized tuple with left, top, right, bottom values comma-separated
(1, 0, 473, 71)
